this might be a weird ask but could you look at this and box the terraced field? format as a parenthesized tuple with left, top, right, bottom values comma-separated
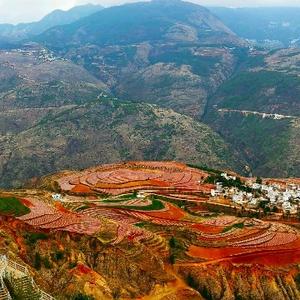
(186, 220, 300, 266)
(16, 198, 101, 235)
(47, 162, 300, 267)
(1, 162, 300, 299)
(56, 161, 208, 195)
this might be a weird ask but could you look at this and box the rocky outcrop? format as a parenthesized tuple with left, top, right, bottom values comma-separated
(179, 263, 300, 300)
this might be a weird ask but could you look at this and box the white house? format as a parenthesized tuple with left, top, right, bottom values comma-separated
(52, 194, 62, 201)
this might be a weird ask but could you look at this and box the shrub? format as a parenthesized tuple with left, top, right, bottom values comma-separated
(72, 293, 94, 300)
(69, 262, 77, 269)
(295, 273, 300, 288)
(52, 250, 64, 261)
(43, 256, 52, 269)
(186, 274, 198, 290)
(256, 177, 262, 184)
(24, 232, 48, 245)
(34, 252, 41, 270)
(169, 254, 176, 264)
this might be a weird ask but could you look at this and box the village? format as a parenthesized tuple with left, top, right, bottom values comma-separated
(1, 43, 64, 63)
(210, 172, 300, 216)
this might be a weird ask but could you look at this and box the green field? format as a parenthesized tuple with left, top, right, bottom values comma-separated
(116, 199, 165, 211)
(0, 197, 30, 217)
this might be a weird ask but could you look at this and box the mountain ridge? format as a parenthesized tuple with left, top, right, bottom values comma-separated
(0, 4, 104, 42)
(36, 0, 244, 49)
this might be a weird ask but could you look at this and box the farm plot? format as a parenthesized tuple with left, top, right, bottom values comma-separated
(186, 219, 300, 264)
(17, 198, 101, 235)
(0, 197, 30, 217)
(77, 207, 155, 244)
(231, 223, 299, 249)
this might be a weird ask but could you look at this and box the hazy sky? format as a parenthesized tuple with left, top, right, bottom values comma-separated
(1, 0, 300, 24)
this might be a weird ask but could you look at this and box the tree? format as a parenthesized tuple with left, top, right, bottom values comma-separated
(43, 256, 52, 269)
(169, 236, 177, 248)
(169, 254, 176, 264)
(34, 252, 41, 270)
(263, 206, 271, 215)
(256, 177, 262, 184)
(295, 273, 300, 288)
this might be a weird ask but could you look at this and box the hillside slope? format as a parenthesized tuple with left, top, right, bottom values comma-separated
(35, 0, 246, 118)
(0, 46, 107, 137)
(204, 48, 300, 177)
(0, 98, 243, 188)
(37, 0, 241, 49)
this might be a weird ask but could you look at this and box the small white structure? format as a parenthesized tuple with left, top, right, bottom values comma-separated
(221, 173, 236, 181)
(211, 189, 216, 197)
(137, 192, 145, 199)
(52, 194, 62, 201)
(216, 182, 223, 192)
(252, 183, 261, 190)
(249, 198, 258, 206)
(232, 192, 244, 204)
(282, 201, 292, 211)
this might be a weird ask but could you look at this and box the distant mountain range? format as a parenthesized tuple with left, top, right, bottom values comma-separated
(36, 0, 243, 49)
(0, 4, 103, 42)
(210, 7, 300, 48)
(0, 0, 300, 187)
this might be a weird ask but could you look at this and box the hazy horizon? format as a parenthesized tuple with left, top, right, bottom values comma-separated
(2, 0, 300, 25)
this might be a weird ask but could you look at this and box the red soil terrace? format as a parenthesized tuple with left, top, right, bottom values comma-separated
(187, 221, 300, 266)
(17, 198, 101, 236)
(56, 161, 209, 196)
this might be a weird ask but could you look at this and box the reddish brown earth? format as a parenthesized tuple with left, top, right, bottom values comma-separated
(1, 162, 300, 299)
(145, 203, 186, 220)
(54, 161, 209, 196)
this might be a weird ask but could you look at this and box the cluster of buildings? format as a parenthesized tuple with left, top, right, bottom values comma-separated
(6, 44, 62, 62)
(37, 48, 56, 62)
(210, 173, 300, 215)
(251, 182, 300, 214)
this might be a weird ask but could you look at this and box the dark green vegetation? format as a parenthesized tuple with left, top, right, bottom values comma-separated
(24, 232, 48, 245)
(204, 175, 253, 193)
(205, 109, 295, 177)
(222, 222, 245, 233)
(102, 196, 165, 211)
(187, 164, 222, 175)
(72, 294, 95, 300)
(296, 273, 300, 289)
(169, 236, 185, 264)
(204, 49, 300, 177)
(34, 252, 42, 270)
(0, 197, 30, 216)
(149, 47, 221, 76)
(213, 71, 300, 116)
(116, 199, 165, 211)
(118, 192, 138, 200)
